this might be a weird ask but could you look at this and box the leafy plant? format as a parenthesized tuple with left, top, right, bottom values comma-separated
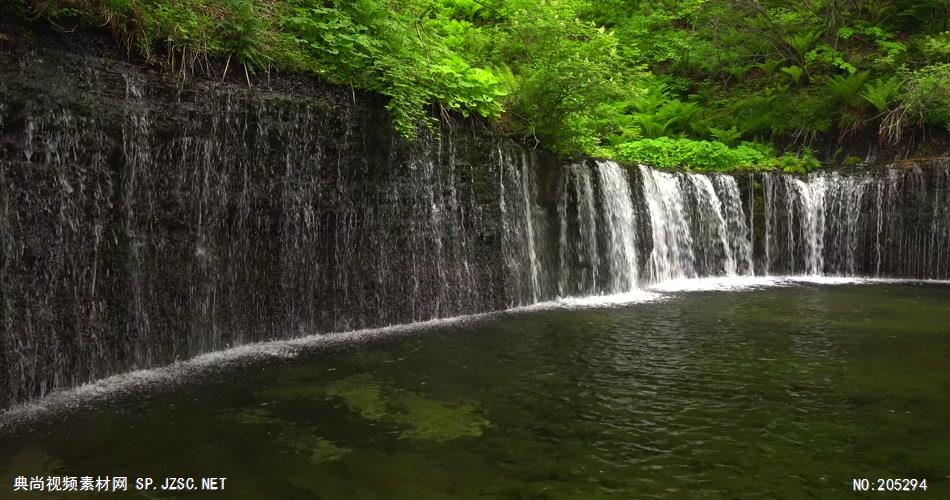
(899, 64, 950, 132)
(614, 135, 824, 172)
(781, 65, 805, 84)
(861, 77, 900, 113)
(282, 1, 504, 137)
(709, 126, 742, 146)
(825, 71, 870, 109)
(920, 32, 950, 62)
(217, 0, 270, 73)
(786, 29, 822, 61)
(634, 115, 675, 139)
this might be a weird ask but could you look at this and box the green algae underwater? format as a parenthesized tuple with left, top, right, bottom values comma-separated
(1, 282, 949, 499)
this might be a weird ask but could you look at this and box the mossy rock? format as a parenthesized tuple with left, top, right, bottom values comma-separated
(324, 373, 491, 441)
(844, 155, 863, 166)
(324, 373, 389, 421)
(229, 407, 282, 426)
(391, 393, 490, 441)
(277, 426, 352, 464)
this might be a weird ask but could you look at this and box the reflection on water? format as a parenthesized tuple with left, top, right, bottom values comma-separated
(1, 283, 949, 498)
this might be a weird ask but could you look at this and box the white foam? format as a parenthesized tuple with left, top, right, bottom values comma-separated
(785, 275, 950, 286)
(648, 276, 788, 292)
(516, 290, 665, 310)
(649, 275, 950, 292)
(784, 275, 876, 285)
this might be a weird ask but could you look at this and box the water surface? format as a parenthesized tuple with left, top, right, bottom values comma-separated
(2, 282, 949, 498)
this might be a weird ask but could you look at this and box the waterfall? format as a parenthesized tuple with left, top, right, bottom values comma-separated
(499, 146, 548, 305)
(639, 166, 697, 282)
(4, 47, 950, 410)
(556, 161, 641, 295)
(594, 161, 639, 293)
(635, 166, 756, 281)
(763, 174, 825, 275)
(2, 81, 535, 407)
(762, 165, 950, 279)
(713, 175, 755, 276)
(792, 176, 827, 275)
(554, 162, 757, 291)
(558, 163, 600, 296)
(520, 151, 543, 302)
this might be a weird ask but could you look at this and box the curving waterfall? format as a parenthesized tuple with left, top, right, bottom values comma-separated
(3, 50, 950, 409)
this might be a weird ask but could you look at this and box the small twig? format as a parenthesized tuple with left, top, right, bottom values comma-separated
(221, 53, 231, 82)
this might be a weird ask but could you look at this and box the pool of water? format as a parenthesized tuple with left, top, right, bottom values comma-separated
(2, 282, 950, 498)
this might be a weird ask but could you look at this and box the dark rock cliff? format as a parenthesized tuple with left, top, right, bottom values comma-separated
(0, 15, 550, 407)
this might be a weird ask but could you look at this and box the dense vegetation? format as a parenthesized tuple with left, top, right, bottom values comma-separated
(20, 0, 950, 171)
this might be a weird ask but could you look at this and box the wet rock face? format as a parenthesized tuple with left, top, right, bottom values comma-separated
(0, 28, 529, 408)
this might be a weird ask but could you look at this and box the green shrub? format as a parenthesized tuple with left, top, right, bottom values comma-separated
(282, 2, 504, 137)
(861, 77, 901, 113)
(216, 0, 269, 71)
(920, 32, 950, 62)
(28, 0, 949, 150)
(899, 63, 950, 133)
(612, 137, 821, 173)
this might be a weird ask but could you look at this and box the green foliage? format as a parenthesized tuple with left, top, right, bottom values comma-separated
(612, 137, 820, 173)
(825, 72, 871, 109)
(216, 0, 269, 69)
(920, 32, 950, 62)
(281, 1, 506, 137)
(31, 0, 950, 164)
(36, 0, 504, 138)
(709, 126, 742, 147)
(486, 0, 632, 151)
(786, 29, 822, 60)
(781, 65, 805, 84)
(861, 77, 901, 113)
(283, 6, 381, 80)
(899, 64, 950, 132)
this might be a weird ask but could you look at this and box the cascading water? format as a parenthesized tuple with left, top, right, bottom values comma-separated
(499, 146, 549, 305)
(3, 38, 950, 410)
(1, 66, 534, 406)
(762, 165, 950, 279)
(594, 161, 639, 293)
(554, 161, 758, 291)
(713, 175, 755, 276)
(633, 165, 756, 281)
(556, 161, 642, 295)
(638, 165, 697, 282)
(558, 163, 601, 296)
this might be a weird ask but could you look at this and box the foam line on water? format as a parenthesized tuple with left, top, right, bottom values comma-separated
(0, 312, 492, 428)
(515, 290, 665, 310)
(785, 276, 950, 285)
(648, 276, 789, 292)
(649, 275, 950, 292)
(0, 289, 664, 426)
(3, 276, 947, 427)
